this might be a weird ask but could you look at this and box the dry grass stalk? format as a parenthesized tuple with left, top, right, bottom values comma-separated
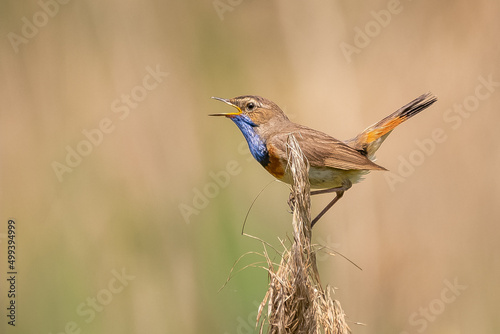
(257, 134, 350, 334)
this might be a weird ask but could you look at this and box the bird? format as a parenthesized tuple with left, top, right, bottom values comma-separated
(210, 93, 437, 227)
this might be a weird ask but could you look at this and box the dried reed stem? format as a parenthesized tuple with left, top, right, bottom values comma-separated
(257, 134, 350, 334)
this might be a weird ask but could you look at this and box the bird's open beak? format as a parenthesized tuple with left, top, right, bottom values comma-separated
(209, 97, 242, 116)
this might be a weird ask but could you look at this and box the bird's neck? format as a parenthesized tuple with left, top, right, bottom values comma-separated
(229, 115, 270, 166)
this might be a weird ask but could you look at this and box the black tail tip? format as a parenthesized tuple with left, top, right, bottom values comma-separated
(403, 92, 438, 118)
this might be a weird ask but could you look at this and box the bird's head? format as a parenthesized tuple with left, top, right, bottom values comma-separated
(210, 95, 288, 165)
(209, 95, 289, 127)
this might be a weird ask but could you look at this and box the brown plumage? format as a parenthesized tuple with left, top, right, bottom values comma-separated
(210, 93, 437, 226)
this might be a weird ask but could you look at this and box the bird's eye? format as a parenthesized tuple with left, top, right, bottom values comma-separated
(246, 102, 255, 111)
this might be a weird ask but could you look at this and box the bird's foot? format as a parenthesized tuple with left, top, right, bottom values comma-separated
(287, 192, 296, 213)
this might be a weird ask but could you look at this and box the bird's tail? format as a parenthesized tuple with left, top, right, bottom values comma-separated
(346, 92, 437, 159)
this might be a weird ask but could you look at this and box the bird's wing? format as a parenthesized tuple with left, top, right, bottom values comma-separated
(267, 124, 386, 171)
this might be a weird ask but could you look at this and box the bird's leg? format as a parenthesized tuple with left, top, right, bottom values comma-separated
(311, 179, 352, 196)
(311, 180, 352, 227)
(311, 192, 344, 227)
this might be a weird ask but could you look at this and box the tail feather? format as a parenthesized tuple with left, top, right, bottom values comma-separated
(347, 92, 437, 158)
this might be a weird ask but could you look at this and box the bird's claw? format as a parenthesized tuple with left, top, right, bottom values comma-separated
(287, 192, 296, 213)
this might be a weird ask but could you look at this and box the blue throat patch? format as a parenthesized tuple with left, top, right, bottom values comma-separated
(230, 115, 270, 166)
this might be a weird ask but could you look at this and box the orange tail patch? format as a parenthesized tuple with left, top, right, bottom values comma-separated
(347, 93, 437, 157)
(363, 115, 407, 144)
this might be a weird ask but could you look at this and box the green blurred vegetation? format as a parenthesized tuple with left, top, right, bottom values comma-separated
(1, 0, 499, 333)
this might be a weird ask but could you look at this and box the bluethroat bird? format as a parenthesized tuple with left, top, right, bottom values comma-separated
(210, 93, 437, 227)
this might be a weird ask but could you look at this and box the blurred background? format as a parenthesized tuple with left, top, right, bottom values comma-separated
(1, 0, 499, 333)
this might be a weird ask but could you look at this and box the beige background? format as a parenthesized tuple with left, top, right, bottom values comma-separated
(1, 0, 499, 333)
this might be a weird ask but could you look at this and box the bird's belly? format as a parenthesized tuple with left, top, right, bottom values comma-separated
(309, 167, 368, 189)
(276, 166, 369, 189)
(262, 146, 369, 189)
